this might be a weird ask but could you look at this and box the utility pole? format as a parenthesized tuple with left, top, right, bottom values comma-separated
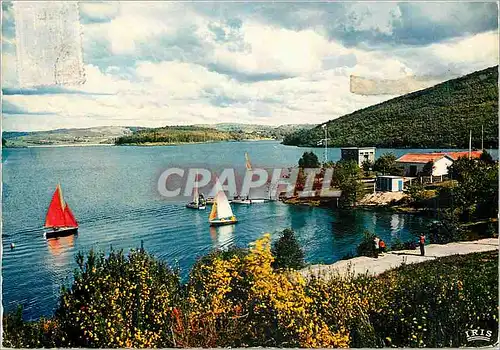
(468, 130, 472, 159)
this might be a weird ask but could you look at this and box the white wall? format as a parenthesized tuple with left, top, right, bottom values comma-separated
(432, 157, 453, 176)
(399, 157, 453, 176)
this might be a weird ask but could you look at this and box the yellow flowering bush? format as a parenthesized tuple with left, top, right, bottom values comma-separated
(56, 249, 182, 348)
(3, 238, 498, 348)
(183, 234, 349, 348)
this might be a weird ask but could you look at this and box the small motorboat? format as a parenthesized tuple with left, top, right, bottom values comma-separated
(186, 183, 206, 210)
(209, 191, 238, 226)
(232, 196, 252, 205)
(44, 184, 78, 239)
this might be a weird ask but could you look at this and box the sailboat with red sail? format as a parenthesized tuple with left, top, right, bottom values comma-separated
(44, 184, 78, 238)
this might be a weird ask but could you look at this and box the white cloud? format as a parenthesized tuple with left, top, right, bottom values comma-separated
(2, 2, 498, 131)
(79, 2, 120, 21)
(430, 31, 499, 66)
(1, 53, 17, 87)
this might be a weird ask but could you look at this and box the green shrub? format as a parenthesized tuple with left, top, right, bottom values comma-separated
(356, 231, 376, 257)
(271, 228, 305, 270)
(1, 306, 64, 348)
(55, 248, 182, 348)
(390, 238, 418, 251)
(298, 151, 320, 168)
(428, 211, 466, 244)
(370, 251, 498, 347)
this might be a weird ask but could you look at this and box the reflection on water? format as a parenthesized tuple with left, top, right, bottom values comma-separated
(209, 225, 235, 249)
(45, 234, 78, 299)
(390, 214, 405, 236)
(333, 210, 365, 237)
(46, 235, 77, 274)
(46, 234, 76, 257)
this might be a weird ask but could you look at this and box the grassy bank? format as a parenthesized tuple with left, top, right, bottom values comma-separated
(3, 235, 497, 348)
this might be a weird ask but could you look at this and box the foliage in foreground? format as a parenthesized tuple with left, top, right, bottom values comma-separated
(271, 228, 305, 270)
(356, 231, 376, 257)
(3, 237, 498, 348)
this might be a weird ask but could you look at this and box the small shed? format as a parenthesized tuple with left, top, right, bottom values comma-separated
(377, 175, 404, 192)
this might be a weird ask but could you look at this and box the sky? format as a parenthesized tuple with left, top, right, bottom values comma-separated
(2, 1, 499, 131)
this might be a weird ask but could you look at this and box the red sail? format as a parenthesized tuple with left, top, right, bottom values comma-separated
(44, 186, 66, 228)
(63, 203, 78, 227)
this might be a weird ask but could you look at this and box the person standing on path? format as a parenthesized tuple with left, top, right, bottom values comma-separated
(374, 236, 380, 258)
(419, 234, 426, 256)
(379, 239, 386, 254)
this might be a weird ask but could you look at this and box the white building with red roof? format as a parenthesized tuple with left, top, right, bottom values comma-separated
(396, 151, 482, 177)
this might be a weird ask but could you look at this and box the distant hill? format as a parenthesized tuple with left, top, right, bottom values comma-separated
(114, 125, 254, 145)
(115, 124, 314, 145)
(283, 66, 498, 149)
(193, 123, 314, 139)
(3, 126, 133, 147)
(3, 124, 312, 147)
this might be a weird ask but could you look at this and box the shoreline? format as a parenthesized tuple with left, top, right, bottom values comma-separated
(302, 237, 499, 279)
(3, 138, 278, 149)
(116, 138, 275, 146)
(3, 143, 115, 149)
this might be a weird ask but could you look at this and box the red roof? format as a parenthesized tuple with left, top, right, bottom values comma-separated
(396, 151, 482, 164)
(445, 151, 482, 160)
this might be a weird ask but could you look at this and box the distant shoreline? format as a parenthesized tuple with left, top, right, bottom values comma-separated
(115, 138, 275, 146)
(3, 138, 277, 149)
(4, 143, 115, 149)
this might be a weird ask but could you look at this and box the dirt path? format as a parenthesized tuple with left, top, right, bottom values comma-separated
(301, 238, 498, 279)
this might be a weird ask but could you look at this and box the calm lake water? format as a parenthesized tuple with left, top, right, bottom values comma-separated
(2, 141, 496, 319)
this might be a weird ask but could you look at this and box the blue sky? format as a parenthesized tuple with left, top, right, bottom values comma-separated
(2, 1, 498, 131)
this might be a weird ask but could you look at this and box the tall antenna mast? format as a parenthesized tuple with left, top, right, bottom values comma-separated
(323, 124, 328, 163)
(481, 124, 484, 150)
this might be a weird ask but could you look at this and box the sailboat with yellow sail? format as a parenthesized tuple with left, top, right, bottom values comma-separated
(209, 190, 238, 226)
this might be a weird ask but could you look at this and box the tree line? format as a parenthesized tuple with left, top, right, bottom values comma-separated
(115, 126, 256, 145)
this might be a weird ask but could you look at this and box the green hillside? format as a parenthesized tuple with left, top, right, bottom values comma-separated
(115, 124, 314, 145)
(115, 125, 251, 145)
(283, 66, 498, 148)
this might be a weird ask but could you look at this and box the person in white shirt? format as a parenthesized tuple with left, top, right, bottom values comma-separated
(374, 236, 380, 258)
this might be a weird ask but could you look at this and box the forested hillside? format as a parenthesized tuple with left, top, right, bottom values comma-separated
(283, 66, 498, 148)
(114, 125, 263, 145)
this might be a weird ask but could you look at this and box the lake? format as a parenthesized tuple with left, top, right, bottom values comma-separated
(3, 141, 494, 319)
